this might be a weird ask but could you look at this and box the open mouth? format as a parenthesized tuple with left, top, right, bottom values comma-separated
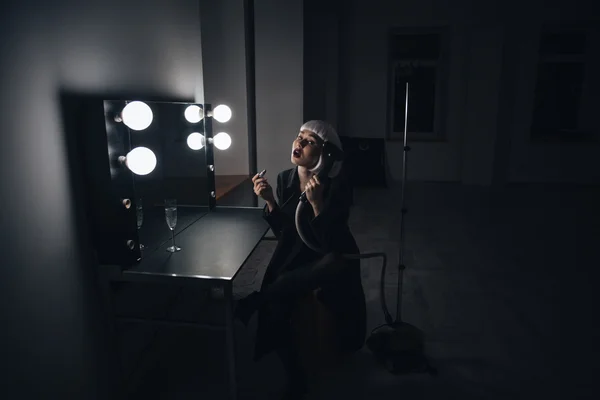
(292, 148, 302, 158)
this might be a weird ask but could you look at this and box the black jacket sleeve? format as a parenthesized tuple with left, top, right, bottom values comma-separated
(263, 172, 293, 239)
(308, 176, 354, 252)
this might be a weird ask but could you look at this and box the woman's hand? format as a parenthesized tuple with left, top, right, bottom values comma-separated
(252, 173, 275, 202)
(305, 175, 325, 214)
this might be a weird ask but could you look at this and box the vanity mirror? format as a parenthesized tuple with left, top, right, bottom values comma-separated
(105, 100, 211, 256)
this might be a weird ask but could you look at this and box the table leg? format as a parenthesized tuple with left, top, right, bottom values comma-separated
(224, 283, 238, 400)
(98, 272, 125, 395)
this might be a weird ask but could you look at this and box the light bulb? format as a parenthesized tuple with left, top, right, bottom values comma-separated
(187, 132, 205, 150)
(213, 104, 232, 123)
(184, 105, 204, 123)
(213, 132, 232, 150)
(121, 146, 157, 175)
(121, 101, 153, 131)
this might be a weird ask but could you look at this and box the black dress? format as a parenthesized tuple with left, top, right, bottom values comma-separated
(253, 166, 367, 362)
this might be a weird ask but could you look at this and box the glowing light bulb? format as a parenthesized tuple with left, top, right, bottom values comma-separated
(184, 105, 204, 123)
(213, 132, 232, 150)
(187, 132, 205, 150)
(121, 101, 153, 131)
(121, 147, 157, 175)
(213, 104, 232, 123)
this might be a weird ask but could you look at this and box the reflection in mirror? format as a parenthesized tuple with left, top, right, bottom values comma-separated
(211, 133, 254, 207)
(106, 101, 209, 257)
(206, 110, 253, 206)
(214, 174, 255, 207)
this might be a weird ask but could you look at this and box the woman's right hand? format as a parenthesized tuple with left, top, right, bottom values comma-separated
(252, 173, 274, 202)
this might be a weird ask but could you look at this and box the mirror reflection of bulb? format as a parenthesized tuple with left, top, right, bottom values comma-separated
(184, 105, 204, 123)
(121, 101, 153, 131)
(122, 147, 157, 175)
(187, 132, 205, 150)
(213, 132, 232, 150)
(213, 104, 232, 123)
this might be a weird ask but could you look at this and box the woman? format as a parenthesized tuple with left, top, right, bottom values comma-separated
(236, 120, 367, 399)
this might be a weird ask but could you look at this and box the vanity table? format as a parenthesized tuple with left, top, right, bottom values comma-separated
(74, 98, 269, 399)
(102, 206, 269, 400)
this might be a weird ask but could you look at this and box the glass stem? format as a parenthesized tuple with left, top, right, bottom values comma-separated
(171, 229, 175, 247)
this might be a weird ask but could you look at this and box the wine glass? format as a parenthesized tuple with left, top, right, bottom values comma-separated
(165, 199, 181, 252)
(136, 200, 145, 250)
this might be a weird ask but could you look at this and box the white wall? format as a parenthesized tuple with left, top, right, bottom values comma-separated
(0, 1, 202, 397)
(200, 0, 599, 185)
(199, 0, 249, 176)
(338, 0, 507, 184)
(304, 0, 340, 126)
(337, 0, 600, 185)
(199, 0, 304, 183)
(255, 0, 304, 188)
(460, 24, 504, 185)
(198, 0, 303, 195)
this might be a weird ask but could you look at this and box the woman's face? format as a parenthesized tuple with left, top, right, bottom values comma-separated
(291, 130, 323, 168)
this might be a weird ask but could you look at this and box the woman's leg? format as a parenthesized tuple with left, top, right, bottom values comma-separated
(265, 252, 346, 300)
(235, 252, 346, 326)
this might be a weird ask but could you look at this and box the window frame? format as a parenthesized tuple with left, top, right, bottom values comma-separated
(529, 23, 597, 143)
(386, 27, 450, 142)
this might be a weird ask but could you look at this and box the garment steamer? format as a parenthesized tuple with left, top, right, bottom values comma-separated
(295, 83, 434, 375)
(295, 144, 392, 333)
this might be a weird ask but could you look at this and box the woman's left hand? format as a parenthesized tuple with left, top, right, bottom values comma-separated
(305, 175, 325, 211)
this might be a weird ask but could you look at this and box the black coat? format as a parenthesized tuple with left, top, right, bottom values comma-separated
(253, 167, 367, 361)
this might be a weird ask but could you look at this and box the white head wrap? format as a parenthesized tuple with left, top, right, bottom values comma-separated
(300, 120, 344, 178)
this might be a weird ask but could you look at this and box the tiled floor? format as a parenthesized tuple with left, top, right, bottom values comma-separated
(118, 182, 600, 399)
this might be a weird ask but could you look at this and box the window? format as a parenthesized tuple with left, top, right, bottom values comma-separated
(530, 27, 591, 141)
(387, 30, 447, 141)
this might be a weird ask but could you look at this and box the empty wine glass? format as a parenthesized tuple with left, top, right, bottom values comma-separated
(165, 199, 181, 252)
(136, 200, 145, 250)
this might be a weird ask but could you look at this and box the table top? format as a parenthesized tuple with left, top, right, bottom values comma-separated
(121, 207, 269, 283)
(138, 206, 209, 254)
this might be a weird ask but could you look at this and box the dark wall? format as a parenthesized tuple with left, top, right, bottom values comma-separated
(0, 1, 202, 398)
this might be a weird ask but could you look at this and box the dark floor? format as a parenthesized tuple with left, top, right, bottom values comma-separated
(114, 182, 600, 399)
